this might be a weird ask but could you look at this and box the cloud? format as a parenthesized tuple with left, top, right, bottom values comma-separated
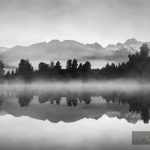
(0, 0, 150, 47)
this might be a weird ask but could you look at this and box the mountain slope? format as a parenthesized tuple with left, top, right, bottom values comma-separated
(0, 38, 147, 68)
(105, 38, 143, 53)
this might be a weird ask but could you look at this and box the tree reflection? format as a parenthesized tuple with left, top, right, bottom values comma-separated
(38, 92, 62, 105)
(1, 88, 150, 124)
(38, 93, 50, 104)
(101, 92, 150, 124)
(141, 108, 149, 123)
(82, 94, 91, 105)
(0, 94, 4, 106)
(17, 92, 33, 107)
(66, 93, 78, 107)
(14, 90, 150, 124)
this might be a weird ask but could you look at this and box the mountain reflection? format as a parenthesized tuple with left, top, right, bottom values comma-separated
(0, 89, 150, 124)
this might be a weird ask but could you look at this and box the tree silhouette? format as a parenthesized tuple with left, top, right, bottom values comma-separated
(17, 59, 33, 80)
(38, 62, 49, 78)
(11, 70, 15, 79)
(78, 63, 83, 71)
(0, 60, 4, 80)
(66, 59, 72, 71)
(71, 59, 78, 78)
(39, 62, 49, 73)
(82, 61, 91, 72)
(55, 61, 61, 72)
(72, 59, 78, 71)
(49, 61, 55, 70)
(140, 43, 149, 58)
(5, 71, 11, 80)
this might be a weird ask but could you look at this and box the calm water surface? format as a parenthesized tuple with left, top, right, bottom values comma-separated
(0, 82, 150, 150)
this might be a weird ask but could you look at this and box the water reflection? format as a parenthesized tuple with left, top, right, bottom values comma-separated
(0, 86, 150, 150)
(101, 92, 150, 124)
(0, 88, 150, 124)
(17, 91, 33, 107)
(0, 114, 150, 150)
(0, 94, 4, 106)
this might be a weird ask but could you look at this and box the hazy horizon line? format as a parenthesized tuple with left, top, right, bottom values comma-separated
(0, 37, 147, 49)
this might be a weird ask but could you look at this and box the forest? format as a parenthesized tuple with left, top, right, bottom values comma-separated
(0, 43, 150, 81)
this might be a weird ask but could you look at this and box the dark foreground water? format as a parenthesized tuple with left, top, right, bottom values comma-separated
(0, 82, 150, 150)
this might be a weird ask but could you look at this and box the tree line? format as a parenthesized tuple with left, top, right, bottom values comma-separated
(0, 43, 150, 81)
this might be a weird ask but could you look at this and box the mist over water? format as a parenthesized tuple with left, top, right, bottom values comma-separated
(1, 79, 150, 94)
(0, 79, 150, 150)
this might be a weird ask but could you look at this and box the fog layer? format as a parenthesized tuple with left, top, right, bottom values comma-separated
(1, 80, 150, 94)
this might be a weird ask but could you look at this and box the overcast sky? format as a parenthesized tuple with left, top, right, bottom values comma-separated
(0, 0, 150, 47)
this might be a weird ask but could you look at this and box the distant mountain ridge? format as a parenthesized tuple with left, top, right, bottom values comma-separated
(105, 38, 144, 53)
(0, 38, 149, 69)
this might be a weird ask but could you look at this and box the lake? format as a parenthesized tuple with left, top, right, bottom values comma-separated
(0, 81, 150, 150)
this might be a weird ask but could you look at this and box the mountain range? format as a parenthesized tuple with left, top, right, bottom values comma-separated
(0, 38, 148, 69)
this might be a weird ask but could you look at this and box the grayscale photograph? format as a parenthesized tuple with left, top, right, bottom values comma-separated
(0, 0, 150, 150)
